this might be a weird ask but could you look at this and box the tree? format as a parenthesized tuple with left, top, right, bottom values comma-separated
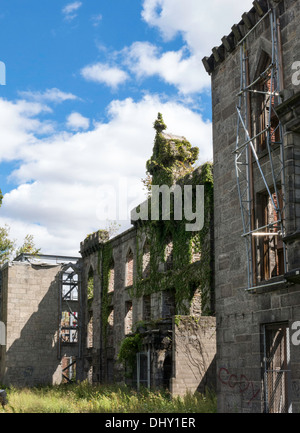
(0, 225, 15, 266)
(15, 234, 41, 259)
(0, 189, 40, 263)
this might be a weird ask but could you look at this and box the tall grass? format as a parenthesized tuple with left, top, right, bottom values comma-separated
(0, 381, 216, 413)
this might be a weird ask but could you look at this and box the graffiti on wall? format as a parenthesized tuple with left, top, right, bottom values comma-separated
(218, 367, 260, 406)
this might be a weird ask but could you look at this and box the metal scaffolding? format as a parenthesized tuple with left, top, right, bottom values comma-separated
(234, 4, 287, 291)
(58, 262, 82, 382)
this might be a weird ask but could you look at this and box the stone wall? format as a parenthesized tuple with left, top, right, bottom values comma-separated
(0, 262, 62, 386)
(171, 316, 216, 397)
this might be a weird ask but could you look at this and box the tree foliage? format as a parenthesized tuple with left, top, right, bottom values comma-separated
(0, 225, 15, 266)
(0, 188, 41, 264)
(15, 234, 41, 259)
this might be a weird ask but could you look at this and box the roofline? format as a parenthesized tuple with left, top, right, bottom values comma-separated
(202, 0, 282, 75)
(14, 253, 80, 263)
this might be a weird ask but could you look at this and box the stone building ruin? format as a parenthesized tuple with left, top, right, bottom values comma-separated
(1, 0, 299, 413)
(0, 114, 216, 397)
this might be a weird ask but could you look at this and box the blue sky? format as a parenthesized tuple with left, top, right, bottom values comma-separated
(0, 0, 253, 256)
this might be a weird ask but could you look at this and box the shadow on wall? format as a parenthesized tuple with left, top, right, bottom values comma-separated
(3, 266, 62, 387)
(197, 354, 216, 393)
(172, 316, 217, 396)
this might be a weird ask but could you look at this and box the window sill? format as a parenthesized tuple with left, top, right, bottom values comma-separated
(246, 276, 287, 293)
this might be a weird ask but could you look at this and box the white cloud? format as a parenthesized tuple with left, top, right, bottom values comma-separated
(19, 88, 78, 104)
(0, 94, 212, 256)
(142, 0, 254, 55)
(66, 112, 90, 130)
(125, 42, 210, 94)
(62, 1, 82, 21)
(91, 14, 103, 27)
(81, 62, 129, 89)
(120, 0, 253, 94)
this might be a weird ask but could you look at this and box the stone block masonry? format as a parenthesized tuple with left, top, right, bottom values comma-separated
(0, 261, 68, 387)
(204, 0, 300, 413)
(171, 316, 216, 397)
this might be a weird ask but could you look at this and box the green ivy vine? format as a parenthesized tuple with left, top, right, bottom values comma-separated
(130, 114, 214, 316)
(99, 242, 113, 345)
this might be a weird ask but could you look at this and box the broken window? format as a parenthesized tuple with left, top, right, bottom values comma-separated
(253, 55, 280, 153)
(262, 322, 291, 413)
(255, 189, 284, 282)
(126, 249, 134, 287)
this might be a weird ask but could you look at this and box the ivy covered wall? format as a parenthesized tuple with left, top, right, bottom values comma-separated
(131, 113, 214, 316)
(80, 114, 215, 388)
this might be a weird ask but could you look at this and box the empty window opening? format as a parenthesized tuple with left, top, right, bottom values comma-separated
(62, 266, 79, 301)
(163, 354, 172, 389)
(143, 295, 151, 321)
(87, 267, 94, 302)
(108, 260, 115, 293)
(61, 356, 76, 383)
(125, 301, 133, 335)
(107, 359, 114, 383)
(191, 239, 201, 263)
(164, 239, 173, 270)
(87, 310, 93, 349)
(142, 240, 151, 279)
(106, 307, 114, 348)
(126, 249, 134, 287)
(162, 290, 175, 318)
(262, 323, 291, 413)
(61, 311, 78, 343)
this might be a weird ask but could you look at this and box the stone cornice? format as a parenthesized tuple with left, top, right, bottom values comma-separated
(202, 0, 283, 75)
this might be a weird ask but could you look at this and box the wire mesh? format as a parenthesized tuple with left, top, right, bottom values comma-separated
(263, 323, 291, 413)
